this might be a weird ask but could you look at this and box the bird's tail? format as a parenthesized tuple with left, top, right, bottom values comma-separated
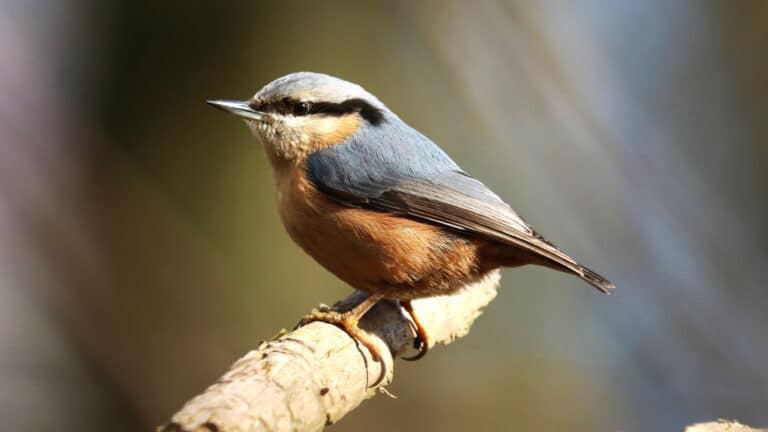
(578, 265, 616, 293)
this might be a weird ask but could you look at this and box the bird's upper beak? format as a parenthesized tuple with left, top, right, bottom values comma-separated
(206, 99, 265, 121)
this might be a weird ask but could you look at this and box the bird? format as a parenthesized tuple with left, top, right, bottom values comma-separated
(207, 72, 614, 382)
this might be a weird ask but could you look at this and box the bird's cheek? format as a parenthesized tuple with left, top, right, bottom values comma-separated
(306, 115, 363, 149)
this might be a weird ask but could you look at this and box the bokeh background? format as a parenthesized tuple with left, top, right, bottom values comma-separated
(2, 1, 767, 430)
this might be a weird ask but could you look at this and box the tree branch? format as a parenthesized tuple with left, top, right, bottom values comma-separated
(159, 270, 500, 432)
(685, 420, 765, 432)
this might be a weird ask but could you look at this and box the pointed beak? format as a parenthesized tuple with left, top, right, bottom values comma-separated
(206, 99, 265, 121)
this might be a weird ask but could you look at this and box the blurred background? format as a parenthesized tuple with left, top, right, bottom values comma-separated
(2, 0, 767, 430)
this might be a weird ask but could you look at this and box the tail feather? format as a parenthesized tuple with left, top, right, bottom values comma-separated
(579, 266, 615, 293)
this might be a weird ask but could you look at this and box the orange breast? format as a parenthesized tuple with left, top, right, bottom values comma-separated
(273, 163, 488, 299)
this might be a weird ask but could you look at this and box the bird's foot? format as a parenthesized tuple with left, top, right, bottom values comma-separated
(298, 294, 387, 386)
(399, 300, 429, 361)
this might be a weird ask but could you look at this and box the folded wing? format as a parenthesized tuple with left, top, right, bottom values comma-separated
(305, 120, 614, 292)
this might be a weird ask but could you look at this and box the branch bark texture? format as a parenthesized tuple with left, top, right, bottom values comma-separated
(160, 270, 500, 432)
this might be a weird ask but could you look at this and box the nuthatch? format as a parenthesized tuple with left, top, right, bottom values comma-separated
(207, 72, 614, 382)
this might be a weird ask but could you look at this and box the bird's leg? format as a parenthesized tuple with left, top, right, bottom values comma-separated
(299, 292, 387, 386)
(399, 300, 429, 361)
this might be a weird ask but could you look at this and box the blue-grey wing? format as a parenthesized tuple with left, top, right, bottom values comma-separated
(305, 119, 614, 292)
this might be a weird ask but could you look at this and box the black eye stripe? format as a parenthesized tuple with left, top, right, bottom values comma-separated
(251, 98, 385, 125)
(311, 99, 385, 125)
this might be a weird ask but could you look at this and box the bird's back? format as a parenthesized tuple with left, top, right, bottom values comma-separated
(305, 114, 614, 293)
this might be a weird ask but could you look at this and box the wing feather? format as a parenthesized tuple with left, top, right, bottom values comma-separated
(318, 170, 614, 292)
(304, 119, 614, 292)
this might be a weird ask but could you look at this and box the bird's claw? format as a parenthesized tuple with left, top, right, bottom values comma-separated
(398, 300, 430, 361)
(298, 308, 388, 387)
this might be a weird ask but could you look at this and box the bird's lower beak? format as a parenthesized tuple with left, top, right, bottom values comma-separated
(206, 99, 265, 121)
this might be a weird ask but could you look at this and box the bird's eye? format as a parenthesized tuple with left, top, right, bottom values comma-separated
(293, 101, 311, 116)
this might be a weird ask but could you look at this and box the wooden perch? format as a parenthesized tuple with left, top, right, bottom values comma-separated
(160, 270, 500, 432)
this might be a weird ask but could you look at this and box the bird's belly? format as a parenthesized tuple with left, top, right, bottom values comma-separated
(276, 170, 486, 299)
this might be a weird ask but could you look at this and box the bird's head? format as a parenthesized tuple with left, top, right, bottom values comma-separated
(208, 72, 388, 164)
